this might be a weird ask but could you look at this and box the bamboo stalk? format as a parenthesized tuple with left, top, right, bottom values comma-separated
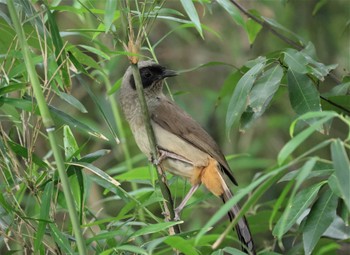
(7, 1, 87, 253)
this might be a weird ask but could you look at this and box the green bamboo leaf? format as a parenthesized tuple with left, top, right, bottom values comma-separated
(7, 140, 48, 168)
(59, 92, 87, 113)
(180, 0, 203, 37)
(129, 221, 182, 239)
(68, 161, 120, 187)
(226, 59, 266, 134)
(273, 182, 325, 238)
(46, 6, 71, 89)
(49, 223, 74, 254)
(0, 83, 27, 95)
(331, 139, 350, 211)
(79, 44, 110, 60)
(104, 0, 117, 32)
(274, 158, 317, 238)
(287, 69, 321, 115)
(114, 245, 148, 255)
(164, 236, 199, 255)
(34, 182, 53, 253)
(217, 0, 245, 27)
(303, 189, 338, 254)
(116, 166, 153, 181)
(79, 149, 111, 163)
(107, 78, 122, 95)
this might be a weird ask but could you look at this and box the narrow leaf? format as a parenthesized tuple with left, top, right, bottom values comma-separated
(180, 0, 203, 37)
(68, 162, 120, 187)
(278, 116, 332, 165)
(217, 0, 245, 27)
(129, 221, 181, 239)
(164, 236, 199, 255)
(303, 189, 338, 254)
(331, 139, 350, 210)
(34, 182, 53, 252)
(104, 0, 117, 32)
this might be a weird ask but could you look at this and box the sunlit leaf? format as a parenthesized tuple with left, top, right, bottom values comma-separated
(59, 92, 87, 113)
(129, 221, 182, 239)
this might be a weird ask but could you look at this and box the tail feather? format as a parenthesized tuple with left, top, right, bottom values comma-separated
(221, 183, 256, 254)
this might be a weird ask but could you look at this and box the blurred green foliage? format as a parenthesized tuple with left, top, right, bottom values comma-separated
(0, 0, 349, 254)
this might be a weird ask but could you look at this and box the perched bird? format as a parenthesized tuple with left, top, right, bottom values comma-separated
(118, 60, 255, 254)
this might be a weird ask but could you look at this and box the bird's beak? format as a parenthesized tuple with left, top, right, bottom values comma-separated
(162, 69, 178, 78)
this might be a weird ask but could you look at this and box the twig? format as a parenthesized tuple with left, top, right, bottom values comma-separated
(130, 63, 181, 234)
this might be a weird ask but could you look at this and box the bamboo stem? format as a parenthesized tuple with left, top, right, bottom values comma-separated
(7, 1, 87, 253)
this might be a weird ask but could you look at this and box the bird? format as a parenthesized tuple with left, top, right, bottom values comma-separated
(118, 60, 256, 254)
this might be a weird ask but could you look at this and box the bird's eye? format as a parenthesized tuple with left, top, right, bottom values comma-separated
(144, 70, 152, 78)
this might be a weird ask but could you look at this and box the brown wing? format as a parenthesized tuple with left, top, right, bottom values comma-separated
(151, 97, 237, 185)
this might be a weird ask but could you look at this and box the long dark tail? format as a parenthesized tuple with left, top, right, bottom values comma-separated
(221, 184, 256, 254)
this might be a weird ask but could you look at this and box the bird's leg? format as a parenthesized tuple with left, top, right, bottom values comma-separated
(174, 183, 200, 221)
(152, 149, 192, 166)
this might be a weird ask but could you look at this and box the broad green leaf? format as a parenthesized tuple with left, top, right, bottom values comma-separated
(212, 247, 247, 255)
(273, 182, 325, 238)
(278, 116, 332, 165)
(331, 139, 350, 210)
(246, 18, 262, 45)
(217, 0, 245, 27)
(241, 65, 283, 129)
(34, 182, 53, 253)
(180, 0, 203, 37)
(284, 49, 308, 73)
(59, 92, 87, 113)
(303, 189, 338, 254)
(164, 236, 199, 255)
(226, 59, 266, 134)
(263, 17, 304, 44)
(129, 221, 182, 239)
(287, 69, 321, 115)
(104, 0, 117, 32)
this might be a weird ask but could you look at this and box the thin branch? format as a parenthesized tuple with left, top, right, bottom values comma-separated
(228, 0, 303, 50)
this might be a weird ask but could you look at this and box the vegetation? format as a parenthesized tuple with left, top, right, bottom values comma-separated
(0, 0, 349, 254)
